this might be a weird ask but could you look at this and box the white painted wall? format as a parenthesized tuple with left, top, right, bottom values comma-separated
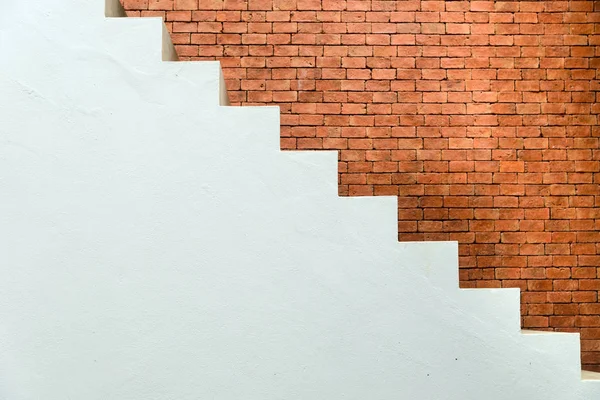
(0, 1, 598, 399)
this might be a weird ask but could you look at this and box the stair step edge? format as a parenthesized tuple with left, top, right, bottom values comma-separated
(582, 370, 600, 380)
(520, 329, 579, 336)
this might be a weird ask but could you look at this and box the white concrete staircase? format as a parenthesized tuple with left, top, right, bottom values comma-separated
(0, 1, 599, 398)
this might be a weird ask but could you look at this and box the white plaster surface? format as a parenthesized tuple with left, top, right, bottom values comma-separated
(0, 1, 599, 399)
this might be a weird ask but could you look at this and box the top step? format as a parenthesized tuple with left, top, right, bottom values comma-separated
(1, 0, 228, 107)
(582, 370, 600, 381)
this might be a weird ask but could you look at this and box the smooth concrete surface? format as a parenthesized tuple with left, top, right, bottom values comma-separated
(0, 1, 599, 399)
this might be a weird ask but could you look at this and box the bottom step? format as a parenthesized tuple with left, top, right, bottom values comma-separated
(521, 330, 600, 381)
(582, 370, 600, 381)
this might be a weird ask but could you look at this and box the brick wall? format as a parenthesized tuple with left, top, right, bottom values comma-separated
(122, 0, 600, 371)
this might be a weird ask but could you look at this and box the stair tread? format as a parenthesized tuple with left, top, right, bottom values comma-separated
(520, 329, 577, 335)
(582, 370, 600, 380)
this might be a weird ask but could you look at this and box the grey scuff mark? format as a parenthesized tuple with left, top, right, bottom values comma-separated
(6, 78, 60, 108)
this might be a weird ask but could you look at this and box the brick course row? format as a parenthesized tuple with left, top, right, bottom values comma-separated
(122, 0, 600, 371)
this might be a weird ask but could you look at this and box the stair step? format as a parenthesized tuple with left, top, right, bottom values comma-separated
(338, 195, 399, 245)
(521, 329, 577, 335)
(106, 0, 178, 61)
(582, 370, 600, 381)
(280, 151, 339, 198)
(105, 13, 227, 106)
(104, 2, 227, 105)
(397, 241, 459, 292)
(520, 329, 583, 381)
(459, 288, 521, 331)
(103, 17, 175, 64)
(161, 61, 227, 107)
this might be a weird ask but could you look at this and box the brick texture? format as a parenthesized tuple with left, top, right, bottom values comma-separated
(122, 0, 600, 371)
